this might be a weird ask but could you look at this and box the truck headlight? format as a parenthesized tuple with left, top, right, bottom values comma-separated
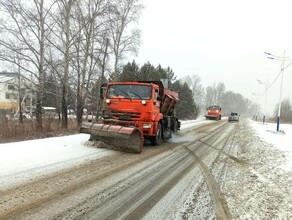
(141, 100, 146, 105)
(143, 123, 152, 129)
(106, 99, 110, 104)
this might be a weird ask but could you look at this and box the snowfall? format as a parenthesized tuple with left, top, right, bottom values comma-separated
(0, 117, 292, 196)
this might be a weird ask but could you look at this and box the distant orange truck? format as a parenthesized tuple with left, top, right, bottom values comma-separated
(205, 105, 222, 120)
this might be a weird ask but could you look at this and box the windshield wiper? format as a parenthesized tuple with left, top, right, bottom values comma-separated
(131, 92, 142, 100)
(121, 90, 132, 101)
(110, 90, 121, 100)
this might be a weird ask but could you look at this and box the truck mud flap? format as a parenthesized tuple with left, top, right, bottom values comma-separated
(80, 122, 143, 153)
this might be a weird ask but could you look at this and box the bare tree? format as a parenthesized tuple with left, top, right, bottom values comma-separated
(204, 85, 216, 107)
(0, 0, 144, 130)
(47, 0, 78, 128)
(215, 82, 225, 106)
(46, 0, 110, 126)
(72, 0, 108, 125)
(0, 0, 55, 130)
(274, 99, 292, 123)
(183, 74, 204, 107)
(221, 91, 250, 116)
(204, 82, 226, 107)
(107, 0, 143, 81)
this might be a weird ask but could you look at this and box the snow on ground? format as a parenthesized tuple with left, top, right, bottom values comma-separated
(0, 118, 291, 188)
(0, 134, 112, 188)
(0, 118, 211, 179)
(178, 117, 214, 130)
(169, 117, 214, 143)
(249, 119, 292, 172)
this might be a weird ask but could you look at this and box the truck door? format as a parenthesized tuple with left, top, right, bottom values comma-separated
(154, 89, 160, 109)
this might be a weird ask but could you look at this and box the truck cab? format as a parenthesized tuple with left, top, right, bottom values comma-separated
(101, 81, 180, 145)
(205, 105, 222, 120)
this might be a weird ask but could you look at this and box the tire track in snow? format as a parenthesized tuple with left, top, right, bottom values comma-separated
(179, 120, 242, 219)
(183, 143, 232, 219)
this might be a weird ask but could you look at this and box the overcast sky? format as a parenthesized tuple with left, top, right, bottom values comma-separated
(133, 0, 292, 116)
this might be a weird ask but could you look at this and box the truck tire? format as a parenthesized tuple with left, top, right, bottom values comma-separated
(151, 123, 162, 146)
(172, 119, 177, 134)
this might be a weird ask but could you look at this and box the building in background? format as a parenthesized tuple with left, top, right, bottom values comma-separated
(0, 71, 34, 115)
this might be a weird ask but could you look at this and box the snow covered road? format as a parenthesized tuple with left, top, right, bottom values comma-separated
(0, 118, 292, 219)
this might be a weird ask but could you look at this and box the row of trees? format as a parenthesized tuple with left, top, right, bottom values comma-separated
(182, 75, 257, 118)
(271, 99, 292, 123)
(32, 60, 292, 122)
(1, 1, 290, 127)
(41, 61, 198, 119)
(0, 0, 143, 129)
(98, 60, 257, 119)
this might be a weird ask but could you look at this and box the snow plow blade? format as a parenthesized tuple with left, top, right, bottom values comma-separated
(80, 122, 143, 153)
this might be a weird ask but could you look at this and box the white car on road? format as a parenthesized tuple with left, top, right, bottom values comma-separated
(228, 112, 239, 122)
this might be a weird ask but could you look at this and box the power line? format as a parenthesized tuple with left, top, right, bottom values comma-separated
(265, 59, 292, 93)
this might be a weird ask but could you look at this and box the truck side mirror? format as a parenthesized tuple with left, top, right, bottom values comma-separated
(100, 87, 106, 99)
(100, 83, 107, 99)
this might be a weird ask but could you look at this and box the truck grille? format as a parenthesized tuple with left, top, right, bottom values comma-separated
(112, 112, 141, 121)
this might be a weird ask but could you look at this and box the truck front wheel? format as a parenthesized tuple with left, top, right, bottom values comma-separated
(172, 119, 178, 134)
(151, 123, 162, 146)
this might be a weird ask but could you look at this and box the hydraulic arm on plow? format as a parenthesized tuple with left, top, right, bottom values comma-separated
(80, 81, 181, 153)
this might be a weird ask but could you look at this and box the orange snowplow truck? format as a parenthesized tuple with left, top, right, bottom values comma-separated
(80, 81, 181, 153)
(205, 105, 222, 120)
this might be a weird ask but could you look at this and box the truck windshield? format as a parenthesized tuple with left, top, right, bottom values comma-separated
(207, 106, 221, 111)
(107, 85, 152, 100)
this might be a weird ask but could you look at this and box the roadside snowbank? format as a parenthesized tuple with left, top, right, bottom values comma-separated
(0, 134, 111, 176)
(0, 134, 113, 188)
(249, 119, 292, 171)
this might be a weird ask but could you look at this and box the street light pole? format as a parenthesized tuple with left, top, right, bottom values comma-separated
(276, 50, 285, 132)
(264, 51, 291, 132)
